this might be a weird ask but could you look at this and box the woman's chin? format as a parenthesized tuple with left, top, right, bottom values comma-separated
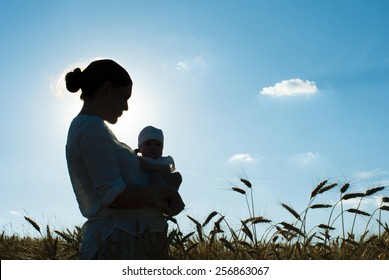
(107, 117, 119, 124)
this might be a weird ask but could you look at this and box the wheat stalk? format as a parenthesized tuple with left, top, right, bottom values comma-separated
(341, 193, 365, 200)
(281, 203, 301, 221)
(280, 222, 305, 237)
(318, 224, 335, 230)
(241, 220, 253, 242)
(187, 215, 203, 242)
(318, 183, 338, 194)
(202, 211, 218, 227)
(310, 180, 328, 199)
(346, 208, 370, 217)
(340, 183, 350, 193)
(24, 216, 41, 233)
(240, 178, 252, 188)
(365, 186, 385, 196)
(251, 217, 272, 224)
(232, 187, 246, 195)
(220, 238, 235, 252)
(380, 206, 389, 211)
(310, 204, 332, 209)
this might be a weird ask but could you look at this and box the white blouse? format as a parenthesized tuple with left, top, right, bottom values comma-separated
(66, 114, 166, 259)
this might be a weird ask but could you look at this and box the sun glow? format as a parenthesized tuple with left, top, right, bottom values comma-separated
(52, 57, 171, 149)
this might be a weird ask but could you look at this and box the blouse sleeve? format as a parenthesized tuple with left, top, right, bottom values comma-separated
(76, 120, 126, 208)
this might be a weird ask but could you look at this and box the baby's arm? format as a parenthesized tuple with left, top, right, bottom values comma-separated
(139, 157, 171, 173)
(139, 155, 182, 190)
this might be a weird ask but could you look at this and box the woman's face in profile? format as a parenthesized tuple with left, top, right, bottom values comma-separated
(105, 85, 132, 124)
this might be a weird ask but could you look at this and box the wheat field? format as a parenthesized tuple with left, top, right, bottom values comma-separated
(1, 179, 388, 260)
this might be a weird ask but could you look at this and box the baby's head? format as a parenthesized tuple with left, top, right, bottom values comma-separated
(138, 126, 164, 159)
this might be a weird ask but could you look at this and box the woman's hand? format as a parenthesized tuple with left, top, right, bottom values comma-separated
(107, 175, 184, 214)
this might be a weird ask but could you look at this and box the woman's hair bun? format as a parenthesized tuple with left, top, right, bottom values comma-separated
(65, 68, 83, 93)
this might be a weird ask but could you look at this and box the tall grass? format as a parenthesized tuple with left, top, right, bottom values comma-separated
(1, 179, 388, 259)
(0, 218, 81, 260)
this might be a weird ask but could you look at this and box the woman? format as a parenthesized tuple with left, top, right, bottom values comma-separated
(65, 59, 184, 259)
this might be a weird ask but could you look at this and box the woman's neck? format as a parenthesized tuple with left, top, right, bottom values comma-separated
(79, 101, 104, 119)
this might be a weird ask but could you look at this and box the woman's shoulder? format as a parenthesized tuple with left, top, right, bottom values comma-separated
(71, 114, 103, 125)
(70, 114, 106, 131)
(68, 114, 111, 141)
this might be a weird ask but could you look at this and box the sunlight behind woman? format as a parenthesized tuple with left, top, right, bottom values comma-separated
(51, 58, 168, 148)
(107, 73, 173, 147)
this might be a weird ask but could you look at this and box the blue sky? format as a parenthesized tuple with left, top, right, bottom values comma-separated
(1, 0, 388, 237)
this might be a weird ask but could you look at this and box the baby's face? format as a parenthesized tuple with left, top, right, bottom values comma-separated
(139, 139, 163, 159)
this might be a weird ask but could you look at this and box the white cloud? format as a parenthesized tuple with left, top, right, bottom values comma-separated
(260, 78, 318, 97)
(290, 152, 320, 165)
(175, 61, 188, 70)
(228, 153, 257, 163)
(354, 169, 389, 180)
(341, 196, 382, 209)
(175, 56, 207, 71)
(9, 210, 23, 217)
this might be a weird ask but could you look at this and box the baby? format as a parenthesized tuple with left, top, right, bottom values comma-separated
(135, 126, 182, 191)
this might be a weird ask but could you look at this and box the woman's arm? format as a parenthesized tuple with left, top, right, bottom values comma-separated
(108, 181, 185, 215)
(140, 158, 171, 173)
